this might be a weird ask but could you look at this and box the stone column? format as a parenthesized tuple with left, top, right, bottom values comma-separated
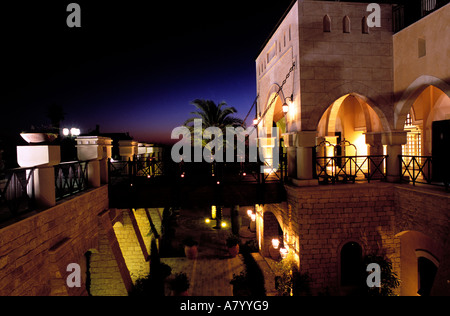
(76, 136, 113, 187)
(365, 132, 384, 180)
(118, 140, 138, 161)
(283, 133, 297, 179)
(382, 131, 407, 182)
(17, 145, 61, 208)
(293, 131, 319, 187)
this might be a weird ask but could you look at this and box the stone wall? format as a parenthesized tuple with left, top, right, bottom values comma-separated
(261, 182, 449, 295)
(298, 0, 395, 131)
(0, 186, 125, 296)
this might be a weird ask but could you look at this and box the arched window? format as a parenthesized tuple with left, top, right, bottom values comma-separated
(323, 15, 331, 32)
(416, 250, 439, 296)
(343, 16, 351, 33)
(362, 16, 369, 34)
(340, 242, 363, 287)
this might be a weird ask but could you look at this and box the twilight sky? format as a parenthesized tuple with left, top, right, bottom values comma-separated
(1, 0, 294, 146)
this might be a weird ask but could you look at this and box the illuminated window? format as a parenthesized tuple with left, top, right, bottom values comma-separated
(403, 112, 422, 161)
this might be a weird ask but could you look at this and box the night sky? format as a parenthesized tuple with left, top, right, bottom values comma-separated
(1, 0, 294, 148)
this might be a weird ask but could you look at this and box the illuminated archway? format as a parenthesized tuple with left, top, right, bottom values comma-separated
(395, 231, 442, 296)
(394, 76, 450, 131)
(317, 93, 385, 156)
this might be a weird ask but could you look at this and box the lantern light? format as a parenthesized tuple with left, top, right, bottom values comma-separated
(282, 103, 289, 114)
(272, 238, 280, 250)
(247, 210, 253, 217)
(250, 214, 256, 222)
(280, 247, 288, 259)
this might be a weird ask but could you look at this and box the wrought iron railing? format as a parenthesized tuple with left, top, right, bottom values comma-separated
(55, 161, 89, 201)
(315, 155, 388, 184)
(108, 150, 288, 186)
(0, 167, 36, 223)
(399, 155, 449, 190)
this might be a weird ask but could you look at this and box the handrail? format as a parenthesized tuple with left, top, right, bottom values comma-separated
(0, 166, 36, 223)
(399, 155, 449, 191)
(315, 155, 388, 184)
(54, 161, 90, 201)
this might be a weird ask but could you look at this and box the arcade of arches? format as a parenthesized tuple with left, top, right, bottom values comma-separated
(252, 84, 450, 296)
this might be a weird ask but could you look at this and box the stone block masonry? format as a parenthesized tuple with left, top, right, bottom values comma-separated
(0, 186, 125, 296)
(259, 182, 449, 295)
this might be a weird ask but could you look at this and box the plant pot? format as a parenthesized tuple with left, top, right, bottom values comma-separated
(20, 133, 58, 144)
(184, 245, 198, 260)
(228, 244, 239, 258)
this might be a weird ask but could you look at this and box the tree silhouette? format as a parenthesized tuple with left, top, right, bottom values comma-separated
(46, 104, 66, 131)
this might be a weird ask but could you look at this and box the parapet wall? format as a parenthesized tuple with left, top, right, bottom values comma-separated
(0, 186, 110, 296)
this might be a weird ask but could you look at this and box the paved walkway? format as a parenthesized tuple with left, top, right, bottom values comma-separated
(160, 207, 277, 296)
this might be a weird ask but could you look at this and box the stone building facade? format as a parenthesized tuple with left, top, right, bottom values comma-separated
(255, 0, 450, 296)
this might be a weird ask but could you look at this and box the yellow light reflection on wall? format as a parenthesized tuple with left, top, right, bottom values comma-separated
(211, 205, 217, 220)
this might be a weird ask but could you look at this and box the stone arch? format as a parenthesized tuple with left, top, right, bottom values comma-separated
(262, 210, 284, 258)
(343, 16, 351, 33)
(305, 81, 392, 133)
(323, 14, 331, 32)
(395, 231, 443, 296)
(338, 240, 364, 293)
(260, 84, 287, 136)
(394, 75, 450, 130)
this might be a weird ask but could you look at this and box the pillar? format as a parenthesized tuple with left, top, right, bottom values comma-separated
(366, 132, 384, 179)
(293, 131, 319, 187)
(76, 136, 113, 187)
(382, 131, 407, 182)
(283, 133, 297, 179)
(118, 140, 138, 161)
(17, 145, 61, 208)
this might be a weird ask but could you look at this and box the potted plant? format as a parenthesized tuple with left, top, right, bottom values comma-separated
(20, 125, 59, 144)
(169, 273, 190, 296)
(226, 234, 240, 258)
(183, 237, 199, 260)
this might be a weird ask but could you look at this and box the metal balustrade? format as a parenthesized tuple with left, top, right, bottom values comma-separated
(0, 167, 36, 223)
(315, 155, 388, 184)
(108, 151, 288, 186)
(399, 155, 449, 191)
(54, 161, 89, 201)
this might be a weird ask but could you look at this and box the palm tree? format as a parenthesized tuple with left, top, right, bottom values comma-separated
(184, 99, 245, 135)
(184, 100, 245, 229)
(46, 104, 66, 131)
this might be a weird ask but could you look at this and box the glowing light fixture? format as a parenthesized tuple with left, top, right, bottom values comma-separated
(221, 222, 227, 228)
(272, 238, 280, 250)
(282, 103, 289, 114)
(280, 247, 288, 259)
(70, 128, 81, 136)
(63, 128, 70, 136)
(250, 214, 256, 222)
(205, 218, 211, 224)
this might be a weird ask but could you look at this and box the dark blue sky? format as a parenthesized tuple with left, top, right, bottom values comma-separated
(2, 0, 294, 145)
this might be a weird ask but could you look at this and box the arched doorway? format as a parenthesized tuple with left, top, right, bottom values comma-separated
(417, 252, 439, 296)
(318, 93, 384, 154)
(401, 85, 450, 157)
(340, 241, 364, 292)
(396, 231, 442, 296)
(399, 85, 450, 183)
(259, 90, 288, 175)
(316, 93, 386, 181)
(262, 211, 284, 260)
